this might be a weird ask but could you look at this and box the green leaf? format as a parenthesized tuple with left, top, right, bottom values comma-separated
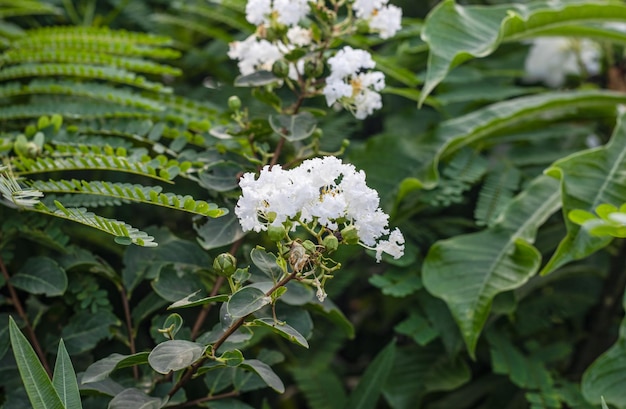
(8, 316, 65, 409)
(108, 388, 165, 409)
(227, 286, 271, 319)
(423, 175, 561, 355)
(82, 352, 150, 383)
(151, 264, 204, 302)
(11, 256, 67, 296)
(582, 339, 626, 408)
(343, 340, 396, 409)
(52, 339, 82, 409)
(234, 70, 278, 87)
(250, 247, 284, 280)
(269, 112, 317, 141)
(160, 313, 183, 339)
(368, 267, 422, 298)
(168, 290, 228, 310)
(148, 340, 205, 374)
(408, 90, 626, 190)
(419, 0, 626, 104)
(542, 112, 626, 275)
(195, 212, 246, 251)
(219, 349, 245, 367)
(602, 397, 610, 409)
(253, 318, 309, 348)
(60, 310, 119, 355)
(240, 359, 285, 393)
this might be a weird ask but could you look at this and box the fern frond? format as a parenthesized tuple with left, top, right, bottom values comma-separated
(33, 200, 157, 247)
(173, 2, 251, 32)
(43, 193, 126, 208)
(0, 101, 152, 121)
(12, 153, 183, 183)
(14, 26, 175, 47)
(1, 50, 182, 76)
(0, 64, 171, 93)
(150, 92, 219, 119)
(30, 179, 227, 217)
(0, 21, 25, 41)
(0, 80, 165, 111)
(0, 1, 61, 18)
(474, 166, 521, 227)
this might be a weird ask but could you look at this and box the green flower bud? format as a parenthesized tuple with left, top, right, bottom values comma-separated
(267, 224, 287, 242)
(213, 253, 237, 277)
(228, 96, 242, 111)
(272, 59, 290, 79)
(302, 239, 317, 253)
(304, 58, 324, 78)
(341, 225, 360, 245)
(312, 128, 323, 139)
(323, 234, 339, 253)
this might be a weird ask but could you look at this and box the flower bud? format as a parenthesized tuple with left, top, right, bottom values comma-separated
(323, 234, 339, 253)
(228, 96, 241, 111)
(267, 224, 287, 242)
(340, 225, 360, 245)
(272, 59, 290, 79)
(304, 59, 324, 78)
(213, 253, 237, 277)
(302, 240, 317, 253)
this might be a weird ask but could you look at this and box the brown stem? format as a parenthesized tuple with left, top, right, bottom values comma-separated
(569, 239, 626, 378)
(269, 137, 286, 169)
(169, 390, 240, 409)
(168, 271, 298, 397)
(191, 239, 244, 341)
(119, 285, 139, 379)
(0, 255, 52, 376)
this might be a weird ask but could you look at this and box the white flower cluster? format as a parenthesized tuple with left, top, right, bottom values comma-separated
(235, 156, 404, 261)
(524, 37, 600, 87)
(323, 46, 385, 119)
(353, 0, 403, 39)
(227, 0, 402, 119)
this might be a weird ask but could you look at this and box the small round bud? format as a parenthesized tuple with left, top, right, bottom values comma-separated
(267, 224, 287, 242)
(302, 240, 317, 253)
(213, 253, 237, 277)
(272, 60, 290, 78)
(304, 59, 324, 78)
(312, 128, 323, 139)
(340, 225, 360, 245)
(323, 234, 339, 253)
(228, 96, 242, 111)
(26, 142, 40, 158)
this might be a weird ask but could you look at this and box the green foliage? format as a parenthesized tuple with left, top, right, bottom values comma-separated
(4, 0, 626, 408)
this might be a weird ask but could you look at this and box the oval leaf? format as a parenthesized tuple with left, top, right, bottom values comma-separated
(148, 340, 206, 374)
(227, 286, 270, 319)
(253, 318, 309, 348)
(240, 359, 285, 393)
(11, 256, 67, 296)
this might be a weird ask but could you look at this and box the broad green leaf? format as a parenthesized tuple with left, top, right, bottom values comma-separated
(269, 111, 317, 141)
(423, 175, 561, 355)
(60, 310, 120, 355)
(219, 349, 244, 367)
(227, 286, 270, 319)
(195, 212, 246, 251)
(419, 0, 626, 104)
(108, 388, 164, 409)
(250, 247, 284, 280)
(582, 339, 626, 408)
(383, 344, 470, 409)
(168, 290, 228, 309)
(240, 359, 285, 393)
(542, 112, 626, 275)
(78, 375, 125, 397)
(603, 397, 611, 409)
(52, 339, 82, 409)
(407, 90, 626, 191)
(8, 316, 65, 409)
(11, 256, 67, 296)
(148, 340, 205, 374)
(83, 352, 150, 383)
(253, 318, 309, 348)
(234, 70, 278, 87)
(160, 313, 183, 339)
(343, 340, 396, 409)
(151, 264, 204, 302)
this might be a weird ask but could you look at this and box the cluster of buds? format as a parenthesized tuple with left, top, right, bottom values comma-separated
(227, 0, 402, 119)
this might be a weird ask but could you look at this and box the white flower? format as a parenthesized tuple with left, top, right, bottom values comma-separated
(374, 228, 405, 262)
(369, 5, 402, 39)
(323, 47, 385, 119)
(353, 0, 387, 18)
(287, 26, 312, 47)
(228, 35, 284, 76)
(524, 37, 601, 87)
(235, 157, 404, 262)
(245, 0, 309, 26)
